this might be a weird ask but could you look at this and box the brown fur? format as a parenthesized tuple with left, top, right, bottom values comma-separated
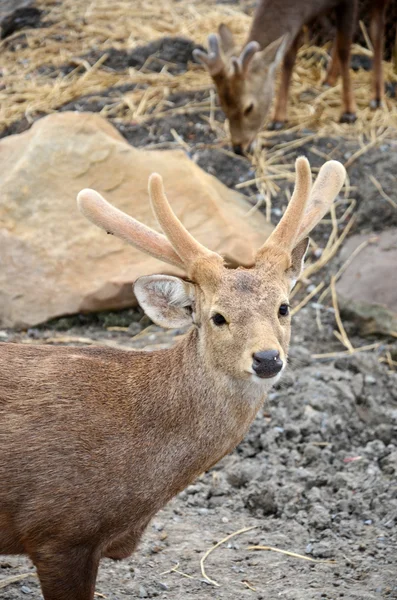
(0, 158, 345, 600)
(195, 0, 389, 149)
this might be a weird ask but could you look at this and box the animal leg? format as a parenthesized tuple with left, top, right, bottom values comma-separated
(335, 0, 358, 123)
(369, 0, 388, 109)
(269, 34, 300, 130)
(31, 545, 100, 600)
(324, 39, 340, 86)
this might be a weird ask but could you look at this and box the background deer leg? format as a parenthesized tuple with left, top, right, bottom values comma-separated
(324, 39, 340, 86)
(335, 0, 357, 123)
(394, 26, 397, 75)
(31, 545, 100, 600)
(268, 34, 300, 130)
(369, 0, 387, 109)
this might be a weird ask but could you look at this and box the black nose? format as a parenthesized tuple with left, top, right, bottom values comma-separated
(252, 350, 283, 379)
(233, 144, 244, 156)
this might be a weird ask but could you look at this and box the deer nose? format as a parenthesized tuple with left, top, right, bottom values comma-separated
(252, 350, 283, 379)
(233, 144, 244, 156)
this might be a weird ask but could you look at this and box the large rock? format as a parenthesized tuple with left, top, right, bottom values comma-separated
(336, 230, 397, 336)
(0, 112, 272, 328)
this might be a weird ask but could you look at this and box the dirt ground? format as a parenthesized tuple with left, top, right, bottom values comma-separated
(1, 0, 397, 598)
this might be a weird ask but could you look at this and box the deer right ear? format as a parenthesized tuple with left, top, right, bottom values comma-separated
(288, 237, 310, 289)
(134, 275, 196, 329)
(250, 34, 289, 75)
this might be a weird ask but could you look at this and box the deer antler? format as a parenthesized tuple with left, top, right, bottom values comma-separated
(193, 34, 225, 76)
(78, 176, 222, 273)
(77, 188, 184, 268)
(256, 157, 312, 261)
(256, 157, 346, 261)
(296, 160, 346, 243)
(236, 41, 260, 76)
(148, 174, 221, 267)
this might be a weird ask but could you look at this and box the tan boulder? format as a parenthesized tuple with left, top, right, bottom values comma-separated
(0, 112, 272, 328)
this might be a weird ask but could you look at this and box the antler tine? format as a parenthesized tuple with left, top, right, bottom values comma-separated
(256, 156, 312, 261)
(193, 34, 225, 76)
(77, 189, 184, 269)
(231, 56, 241, 76)
(238, 41, 260, 75)
(296, 160, 346, 243)
(148, 174, 220, 268)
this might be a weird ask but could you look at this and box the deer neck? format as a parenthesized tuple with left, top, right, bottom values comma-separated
(138, 327, 267, 483)
(246, 0, 300, 49)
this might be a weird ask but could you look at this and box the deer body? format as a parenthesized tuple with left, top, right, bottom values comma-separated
(0, 158, 346, 599)
(247, 0, 342, 47)
(195, 0, 390, 152)
(0, 333, 263, 555)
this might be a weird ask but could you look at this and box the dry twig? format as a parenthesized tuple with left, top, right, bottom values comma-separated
(200, 526, 258, 587)
(248, 545, 336, 564)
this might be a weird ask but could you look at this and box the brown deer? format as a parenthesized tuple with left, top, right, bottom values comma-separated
(0, 157, 345, 600)
(194, 0, 389, 153)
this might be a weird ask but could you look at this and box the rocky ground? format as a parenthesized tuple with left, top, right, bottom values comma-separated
(1, 304, 396, 600)
(1, 2, 397, 599)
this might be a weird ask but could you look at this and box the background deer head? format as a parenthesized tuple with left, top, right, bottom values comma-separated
(194, 24, 289, 153)
(78, 158, 345, 386)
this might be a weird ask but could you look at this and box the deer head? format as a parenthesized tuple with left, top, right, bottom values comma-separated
(194, 24, 289, 153)
(77, 158, 345, 386)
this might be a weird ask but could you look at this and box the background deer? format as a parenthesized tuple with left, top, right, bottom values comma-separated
(194, 0, 389, 154)
(0, 157, 345, 600)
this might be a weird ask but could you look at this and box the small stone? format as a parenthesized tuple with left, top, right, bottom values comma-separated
(364, 374, 376, 384)
(312, 543, 333, 559)
(226, 462, 257, 488)
(158, 582, 169, 591)
(21, 586, 31, 594)
(139, 585, 148, 598)
(309, 504, 330, 530)
(243, 483, 277, 516)
(197, 507, 209, 515)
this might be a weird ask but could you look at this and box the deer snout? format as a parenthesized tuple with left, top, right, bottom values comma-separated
(233, 144, 244, 156)
(233, 140, 256, 156)
(252, 350, 283, 379)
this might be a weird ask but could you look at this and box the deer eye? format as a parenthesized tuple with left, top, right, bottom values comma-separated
(212, 313, 227, 326)
(244, 103, 254, 116)
(279, 303, 290, 317)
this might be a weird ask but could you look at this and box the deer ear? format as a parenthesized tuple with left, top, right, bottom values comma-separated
(288, 237, 310, 289)
(250, 34, 289, 74)
(134, 275, 196, 329)
(218, 23, 235, 54)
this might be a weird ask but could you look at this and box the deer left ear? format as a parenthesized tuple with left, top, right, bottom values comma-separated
(288, 237, 310, 289)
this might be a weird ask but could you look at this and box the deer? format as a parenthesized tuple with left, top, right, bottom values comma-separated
(0, 157, 345, 600)
(194, 0, 389, 154)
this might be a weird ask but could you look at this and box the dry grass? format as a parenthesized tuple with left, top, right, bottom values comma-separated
(1, 0, 396, 139)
